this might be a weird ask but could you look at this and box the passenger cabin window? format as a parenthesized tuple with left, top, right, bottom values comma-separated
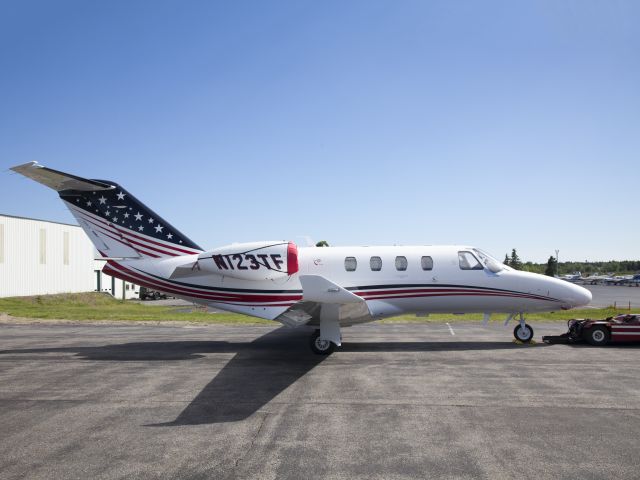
(458, 251, 483, 270)
(395, 256, 408, 271)
(345, 257, 357, 272)
(370, 256, 382, 271)
(421, 256, 433, 271)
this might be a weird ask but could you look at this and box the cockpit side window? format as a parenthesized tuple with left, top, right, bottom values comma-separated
(473, 248, 505, 273)
(458, 251, 483, 270)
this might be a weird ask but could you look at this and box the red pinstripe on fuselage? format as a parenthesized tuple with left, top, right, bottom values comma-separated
(102, 259, 562, 311)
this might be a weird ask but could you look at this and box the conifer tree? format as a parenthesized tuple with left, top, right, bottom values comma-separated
(510, 249, 522, 270)
(544, 256, 557, 276)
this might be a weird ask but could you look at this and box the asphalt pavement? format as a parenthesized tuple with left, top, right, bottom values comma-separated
(136, 284, 640, 311)
(582, 284, 640, 308)
(2, 322, 640, 479)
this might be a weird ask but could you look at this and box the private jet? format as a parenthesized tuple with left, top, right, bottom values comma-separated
(10, 162, 592, 354)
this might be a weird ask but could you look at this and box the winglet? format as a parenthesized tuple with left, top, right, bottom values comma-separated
(10, 161, 113, 192)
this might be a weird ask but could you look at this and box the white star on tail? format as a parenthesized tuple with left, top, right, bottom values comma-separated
(134, 212, 143, 221)
(154, 224, 164, 233)
(138, 225, 144, 231)
(98, 196, 107, 205)
(148, 217, 154, 224)
(116, 192, 126, 200)
(167, 233, 173, 239)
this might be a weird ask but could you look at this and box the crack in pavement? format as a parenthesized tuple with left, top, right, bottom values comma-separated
(226, 411, 269, 478)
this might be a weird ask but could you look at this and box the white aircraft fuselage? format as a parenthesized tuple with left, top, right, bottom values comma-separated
(105, 245, 591, 322)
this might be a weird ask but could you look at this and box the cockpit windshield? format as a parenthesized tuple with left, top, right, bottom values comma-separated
(473, 249, 506, 273)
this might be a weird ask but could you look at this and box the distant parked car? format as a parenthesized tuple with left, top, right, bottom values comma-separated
(543, 314, 640, 346)
(139, 287, 168, 301)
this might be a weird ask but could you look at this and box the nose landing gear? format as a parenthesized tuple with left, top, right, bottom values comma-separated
(512, 312, 534, 343)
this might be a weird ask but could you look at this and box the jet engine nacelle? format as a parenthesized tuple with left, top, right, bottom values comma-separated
(197, 241, 299, 281)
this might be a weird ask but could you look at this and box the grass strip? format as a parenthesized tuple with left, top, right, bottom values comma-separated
(0, 292, 271, 324)
(0, 292, 626, 324)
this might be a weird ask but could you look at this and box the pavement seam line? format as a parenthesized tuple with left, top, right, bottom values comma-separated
(227, 411, 269, 476)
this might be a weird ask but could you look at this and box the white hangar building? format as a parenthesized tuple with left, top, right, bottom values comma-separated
(0, 214, 138, 299)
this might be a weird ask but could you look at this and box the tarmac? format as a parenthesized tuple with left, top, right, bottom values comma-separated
(2, 322, 640, 479)
(140, 283, 640, 310)
(582, 283, 640, 308)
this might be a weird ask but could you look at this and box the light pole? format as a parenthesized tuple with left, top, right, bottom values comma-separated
(555, 249, 559, 277)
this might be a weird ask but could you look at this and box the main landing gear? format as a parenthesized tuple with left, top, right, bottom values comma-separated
(309, 305, 343, 355)
(310, 330, 336, 355)
(512, 312, 534, 343)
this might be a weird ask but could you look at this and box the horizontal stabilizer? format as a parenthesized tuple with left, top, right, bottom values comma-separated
(169, 261, 209, 279)
(10, 161, 113, 192)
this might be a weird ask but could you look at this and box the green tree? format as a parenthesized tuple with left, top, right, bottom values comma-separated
(544, 256, 557, 276)
(510, 249, 522, 270)
(315, 240, 329, 247)
(503, 254, 510, 266)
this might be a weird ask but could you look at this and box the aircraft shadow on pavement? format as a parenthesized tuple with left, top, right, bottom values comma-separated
(148, 334, 549, 425)
(0, 328, 552, 425)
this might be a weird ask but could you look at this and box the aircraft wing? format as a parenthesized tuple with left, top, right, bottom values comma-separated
(298, 275, 363, 304)
(275, 275, 372, 330)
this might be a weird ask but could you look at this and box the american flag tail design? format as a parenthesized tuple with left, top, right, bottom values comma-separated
(10, 162, 203, 259)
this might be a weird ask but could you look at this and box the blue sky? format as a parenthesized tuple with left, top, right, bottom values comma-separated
(1, 1, 638, 262)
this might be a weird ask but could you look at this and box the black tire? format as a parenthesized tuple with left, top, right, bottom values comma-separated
(513, 323, 534, 343)
(309, 332, 335, 355)
(584, 326, 610, 346)
(153, 292, 161, 300)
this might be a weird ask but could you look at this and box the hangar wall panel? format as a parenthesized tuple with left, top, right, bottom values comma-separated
(0, 214, 143, 299)
(0, 215, 98, 297)
(0, 223, 4, 264)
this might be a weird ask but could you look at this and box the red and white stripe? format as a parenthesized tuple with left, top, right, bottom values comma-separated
(611, 324, 640, 339)
(68, 203, 201, 258)
(104, 261, 302, 307)
(352, 286, 557, 303)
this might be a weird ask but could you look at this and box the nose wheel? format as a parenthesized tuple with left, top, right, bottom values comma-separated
(513, 323, 534, 343)
(510, 312, 534, 343)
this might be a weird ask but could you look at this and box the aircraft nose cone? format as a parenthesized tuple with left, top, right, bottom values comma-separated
(566, 283, 592, 308)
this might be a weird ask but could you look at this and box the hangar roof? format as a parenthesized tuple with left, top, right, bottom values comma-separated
(0, 213, 80, 228)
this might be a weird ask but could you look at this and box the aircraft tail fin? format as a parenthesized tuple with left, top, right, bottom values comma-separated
(11, 162, 203, 259)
